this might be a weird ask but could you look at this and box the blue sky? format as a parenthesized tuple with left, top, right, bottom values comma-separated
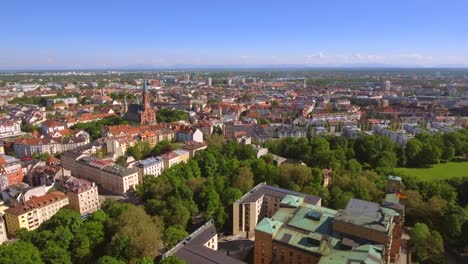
(1, 0, 468, 69)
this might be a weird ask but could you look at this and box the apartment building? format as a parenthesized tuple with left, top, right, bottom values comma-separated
(0, 154, 24, 191)
(61, 152, 139, 195)
(40, 119, 66, 135)
(4, 192, 69, 236)
(0, 216, 7, 244)
(161, 149, 190, 169)
(232, 183, 321, 237)
(133, 156, 164, 182)
(14, 135, 90, 158)
(61, 176, 99, 216)
(176, 126, 204, 143)
(373, 125, 412, 145)
(0, 119, 21, 138)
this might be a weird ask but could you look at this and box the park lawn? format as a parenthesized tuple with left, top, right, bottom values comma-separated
(394, 161, 468, 182)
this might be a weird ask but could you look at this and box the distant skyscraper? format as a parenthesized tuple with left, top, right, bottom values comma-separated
(383, 80, 391, 91)
(207, 77, 212, 86)
(227, 78, 233, 86)
(184, 75, 190, 82)
(190, 73, 198, 82)
(303, 79, 307, 89)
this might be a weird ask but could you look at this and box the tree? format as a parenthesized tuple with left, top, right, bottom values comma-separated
(346, 159, 362, 177)
(160, 256, 186, 264)
(97, 256, 126, 264)
(151, 140, 177, 156)
(157, 109, 189, 123)
(115, 156, 127, 167)
(163, 225, 189, 249)
(232, 166, 254, 193)
(196, 180, 222, 223)
(0, 241, 43, 264)
(109, 205, 163, 260)
(195, 151, 218, 178)
(410, 223, 444, 262)
(43, 209, 83, 235)
(278, 164, 312, 190)
(41, 241, 72, 264)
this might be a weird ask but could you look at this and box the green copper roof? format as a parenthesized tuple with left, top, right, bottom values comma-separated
(381, 207, 400, 217)
(384, 193, 399, 204)
(280, 194, 304, 207)
(318, 244, 383, 264)
(288, 206, 337, 234)
(255, 218, 283, 235)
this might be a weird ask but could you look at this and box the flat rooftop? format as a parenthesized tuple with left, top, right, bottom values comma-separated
(236, 182, 321, 206)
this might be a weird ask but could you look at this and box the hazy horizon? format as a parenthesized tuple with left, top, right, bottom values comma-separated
(2, 0, 468, 69)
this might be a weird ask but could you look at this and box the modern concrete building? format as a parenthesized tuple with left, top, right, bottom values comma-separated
(232, 183, 321, 237)
(4, 192, 69, 236)
(61, 176, 100, 216)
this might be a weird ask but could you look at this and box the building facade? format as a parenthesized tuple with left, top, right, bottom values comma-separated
(62, 176, 100, 216)
(61, 153, 139, 195)
(232, 183, 321, 237)
(161, 150, 190, 169)
(0, 216, 7, 244)
(176, 127, 204, 143)
(0, 154, 24, 191)
(250, 176, 405, 264)
(14, 135, 90, 158)
(133, 156, 164, 182)
(0, 120, 21, 138)
(4, 192, 69, 236)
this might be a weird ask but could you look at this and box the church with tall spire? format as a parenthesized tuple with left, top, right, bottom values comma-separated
(125, 80, 157, 125)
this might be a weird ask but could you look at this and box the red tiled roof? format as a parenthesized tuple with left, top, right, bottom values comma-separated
(5, 192, 67, 216)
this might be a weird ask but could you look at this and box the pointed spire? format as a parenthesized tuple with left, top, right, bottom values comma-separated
(142, 79, 148, 92)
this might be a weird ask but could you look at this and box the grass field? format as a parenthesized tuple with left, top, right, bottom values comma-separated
(393, 161, 468, 182)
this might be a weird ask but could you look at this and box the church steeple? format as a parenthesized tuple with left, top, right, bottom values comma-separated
(142, 79, 151, 110)
(139, 79, 156, 125)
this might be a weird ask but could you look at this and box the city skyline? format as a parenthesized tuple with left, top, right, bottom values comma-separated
(2, 0, 468, 69)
